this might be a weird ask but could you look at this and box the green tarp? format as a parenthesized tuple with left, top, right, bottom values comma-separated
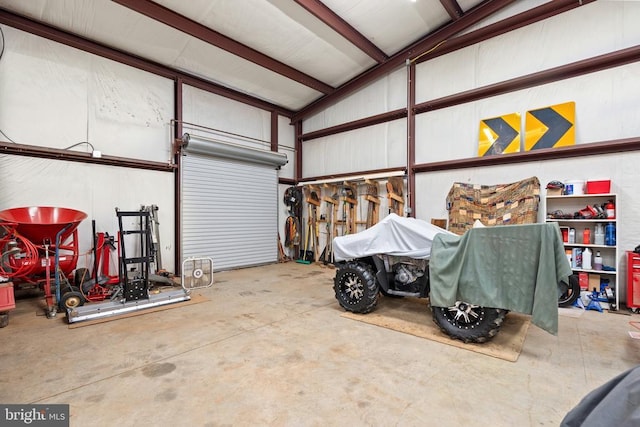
(429, 223, 572, 335)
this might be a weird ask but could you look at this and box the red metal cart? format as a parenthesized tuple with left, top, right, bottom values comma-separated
(0, 206, 87, 320)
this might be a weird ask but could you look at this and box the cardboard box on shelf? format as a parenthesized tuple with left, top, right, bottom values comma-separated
(588, 274, 601, 292)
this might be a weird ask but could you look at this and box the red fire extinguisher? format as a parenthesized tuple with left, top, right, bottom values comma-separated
(605, 200, 616, 219)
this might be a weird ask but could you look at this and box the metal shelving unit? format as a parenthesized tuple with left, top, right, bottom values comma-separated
(545, 193, 618, 310)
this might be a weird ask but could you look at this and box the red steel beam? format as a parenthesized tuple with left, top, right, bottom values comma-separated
(440, 0, 464, 20)
(0, 8, 294, 117)
(173, 79, 183, 274)
(301, 109, 406, 141)
(112, 0, 334, 94)
(294, 0, 388, 63)
(416, 0, 597, 64)
(412, 137, 640, 173)
(293, 0, 517, 121)
(414, 43, 640, 114)
(295, 121, 303, 182)
(299, 166, 406, 183)
(0, 141, 175, 171)
(407, 62, 416, 217)
(271, 112, 279, 153)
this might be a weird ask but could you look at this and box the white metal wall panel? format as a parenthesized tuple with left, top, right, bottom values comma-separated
(0, 154, 176, 273)
(415, 62, 640, 164)
(416, 2, 640, 103)
(302, 119, 407, 178)
(0, 25, 174, 162)
(183, 85, 271, 144)
(303, 68, 407, 133)
(278, 115, 296, 181)
(182, 154, 278, 271)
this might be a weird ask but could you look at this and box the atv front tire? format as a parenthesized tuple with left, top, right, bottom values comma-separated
(431, 302, 507, 343)
(334, 262, 379, 313)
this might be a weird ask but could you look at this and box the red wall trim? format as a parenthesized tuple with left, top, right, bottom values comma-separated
(301, 109, 407, 141)
(299, 166, 406, 183)
(414, 44, 640, 115)
(412, 138, 640, 173)
(0, 141, 175, 172)
(0, 8, 294, 117)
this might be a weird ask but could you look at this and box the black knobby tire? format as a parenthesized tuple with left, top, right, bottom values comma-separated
(558, 274, 580, 307)
(0, 313, 8, 328)
(431, 302, 507, 343)
(59, 286, 85, 310)
(334, 261, 379, 313)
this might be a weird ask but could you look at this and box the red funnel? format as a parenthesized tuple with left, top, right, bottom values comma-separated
(0, 206, 87, 244)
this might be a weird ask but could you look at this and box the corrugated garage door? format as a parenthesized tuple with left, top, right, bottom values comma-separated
(182, 154, 278, 271)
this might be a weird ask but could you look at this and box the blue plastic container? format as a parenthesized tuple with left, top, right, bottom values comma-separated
(605, 222, 616, 246)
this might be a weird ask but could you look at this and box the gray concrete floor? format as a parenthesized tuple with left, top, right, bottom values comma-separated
(1, 262, 639, 427)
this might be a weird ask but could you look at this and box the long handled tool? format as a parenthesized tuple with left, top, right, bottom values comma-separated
(296, 195, 313, 264)
(306, 188, 321, 263)
(322, 193, 338, 265)
(296, 216, 311, 264)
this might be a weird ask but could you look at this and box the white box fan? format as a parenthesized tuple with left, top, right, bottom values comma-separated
(181, 257, 214, 291)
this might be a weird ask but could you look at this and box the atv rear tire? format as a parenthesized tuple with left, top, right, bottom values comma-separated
(431, 302, 507, 343)
(558, 274, 580, 307)
(334, 261, 379, 314)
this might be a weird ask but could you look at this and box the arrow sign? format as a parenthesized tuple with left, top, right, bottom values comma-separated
(525, 102, 575, 151)
(478, 113, 520, 157)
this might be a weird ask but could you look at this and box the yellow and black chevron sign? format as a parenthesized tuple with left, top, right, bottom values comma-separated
(478, 113, 521, 157)
(525, 101, 575, 151)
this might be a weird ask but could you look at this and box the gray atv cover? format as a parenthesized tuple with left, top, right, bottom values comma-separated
(333, 213, 454, 261)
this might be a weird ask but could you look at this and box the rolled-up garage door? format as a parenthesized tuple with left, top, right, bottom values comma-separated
(181, 134, 287, 271)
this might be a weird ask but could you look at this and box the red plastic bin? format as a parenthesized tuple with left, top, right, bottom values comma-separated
(0, 282, 15, 311)
(586, 180, 611, 194)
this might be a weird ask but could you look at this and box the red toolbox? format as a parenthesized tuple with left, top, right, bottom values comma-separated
(627, 251, 640, 310)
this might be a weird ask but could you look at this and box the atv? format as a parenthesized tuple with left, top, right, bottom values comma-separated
(333, 255, 508, 344)
(332, 214, 570, 343)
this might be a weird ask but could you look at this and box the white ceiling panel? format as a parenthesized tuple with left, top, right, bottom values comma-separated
(321, 0, 454, 55)
(0, 0, 580, 112)
(0, 0, 190, 65)
(155, 0, 376, 86)
(173, 37, 323, 110)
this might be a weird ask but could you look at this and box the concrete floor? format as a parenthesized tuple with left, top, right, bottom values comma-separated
(1, 261, 639, 426)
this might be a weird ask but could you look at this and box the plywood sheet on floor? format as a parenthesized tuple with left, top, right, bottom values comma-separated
(340, 296, 530, 362)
